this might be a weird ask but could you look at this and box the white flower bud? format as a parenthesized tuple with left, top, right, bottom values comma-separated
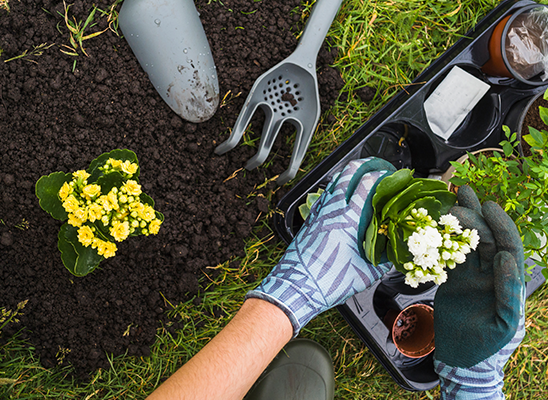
(404, 262, 415, 270)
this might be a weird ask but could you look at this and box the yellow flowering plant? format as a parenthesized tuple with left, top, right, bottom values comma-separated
(35, 149, 164, 277)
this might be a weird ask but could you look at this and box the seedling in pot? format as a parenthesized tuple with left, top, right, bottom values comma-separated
(450, 91, 548, 281)
(35, 149, 164, 277)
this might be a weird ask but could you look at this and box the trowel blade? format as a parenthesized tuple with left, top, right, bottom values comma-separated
(119, 0, 219, 123)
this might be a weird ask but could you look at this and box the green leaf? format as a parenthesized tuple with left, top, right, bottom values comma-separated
(449, 176, 467, 186)
(434, 191, 457, 214)
(502, 125, 511, 139)
(468, 152, 479, 167)
(398, 196, 442, 226)
(87, 149, 140, 182)
(94, 220, 115, 243)
(97, 171, 125, 194)
(155, 210, 165, 222)
(35, 172, 71, 220)
(381, 179, 449, 221)
(306, 192, 322, 209)
(527, 127, 545, 148)
(58, 224, 104, 277)
(297, 189, 324, 221)
(386, 221, 411, 273)
(381, 180, 422, 221)
(518, 190, 532, 200)
(371, 168, 414, 215)
(364, 218, 379, 265)
(539, 106, 548, 127)
(502, 142, 513, 158)
(298, 204, 310, 221)
(529, 233, 542, 250)
(522, 230, 532, 247)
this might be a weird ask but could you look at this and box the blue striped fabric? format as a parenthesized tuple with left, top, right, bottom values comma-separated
(434, 292, 526, 399)
(247, 158, 393, 336)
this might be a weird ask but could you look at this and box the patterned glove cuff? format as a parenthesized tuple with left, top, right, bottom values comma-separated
(434, 360, 505, 400)
(434, 292, 526, 400)
(245, 275, 322, 337)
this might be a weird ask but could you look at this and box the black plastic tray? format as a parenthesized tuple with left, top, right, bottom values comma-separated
(273, 0, 547, 391)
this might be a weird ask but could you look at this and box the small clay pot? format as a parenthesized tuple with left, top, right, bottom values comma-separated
(482, 15, 513, 78)
(482, 5, 548, 85)
(384, 304, 435, 358)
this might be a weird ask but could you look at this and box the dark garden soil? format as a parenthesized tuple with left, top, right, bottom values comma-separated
(0, 0, 350, 379)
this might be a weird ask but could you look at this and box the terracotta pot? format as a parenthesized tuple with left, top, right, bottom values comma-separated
(384, 304, 435, 358)
(482, 14, 513, 78)
(482, 5, 548, 85)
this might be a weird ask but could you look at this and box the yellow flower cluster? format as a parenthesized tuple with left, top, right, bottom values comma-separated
(77, 225, 117, 258)
(103, 158, 139, 176)
(59, 159, 162, 258)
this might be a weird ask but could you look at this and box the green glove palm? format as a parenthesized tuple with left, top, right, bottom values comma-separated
(434, 185, 525, 368)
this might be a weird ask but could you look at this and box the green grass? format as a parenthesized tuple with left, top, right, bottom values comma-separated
(2, 0, 548, 398)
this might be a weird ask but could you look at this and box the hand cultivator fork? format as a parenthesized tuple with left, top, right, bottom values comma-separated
(215, 0, 344, 185)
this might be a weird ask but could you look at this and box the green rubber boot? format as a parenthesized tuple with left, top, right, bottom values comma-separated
(245, 338, 335, 400)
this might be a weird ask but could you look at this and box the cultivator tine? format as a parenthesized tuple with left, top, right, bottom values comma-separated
(245, 112, 283, 170)
(215, 96, 260, 155)
(277, 121, 312, 185)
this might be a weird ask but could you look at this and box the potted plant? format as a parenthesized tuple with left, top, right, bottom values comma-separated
(449, 91, 548, 280)
(299, 167, 480, 288)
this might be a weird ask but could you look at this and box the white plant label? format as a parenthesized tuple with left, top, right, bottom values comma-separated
(424, 66, 490, 140)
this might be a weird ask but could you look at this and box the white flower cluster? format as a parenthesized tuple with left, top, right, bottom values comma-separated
(403, 209, 480, 288)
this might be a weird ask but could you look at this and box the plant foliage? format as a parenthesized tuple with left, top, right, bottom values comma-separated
(364, 169, 457, 273)
(35, 149, 164, 277)
(450, 92, 548, 280)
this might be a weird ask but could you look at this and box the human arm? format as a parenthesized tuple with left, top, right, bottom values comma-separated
(146, 298, 293, 400)
(146, 157, 397, 399)
(433, 186, 526, 399)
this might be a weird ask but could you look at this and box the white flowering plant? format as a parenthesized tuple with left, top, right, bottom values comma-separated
(35, 149, 164, 277)
(364, 168, 480, 287)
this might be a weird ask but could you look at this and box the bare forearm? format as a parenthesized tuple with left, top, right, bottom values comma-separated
(146, 298, 293, 400)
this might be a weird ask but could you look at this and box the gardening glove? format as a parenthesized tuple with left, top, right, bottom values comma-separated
(434, 185, 526, 400)
(246, 157, 396, 336)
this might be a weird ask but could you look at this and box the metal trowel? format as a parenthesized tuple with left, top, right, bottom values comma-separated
(118, 0, 219, 123)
